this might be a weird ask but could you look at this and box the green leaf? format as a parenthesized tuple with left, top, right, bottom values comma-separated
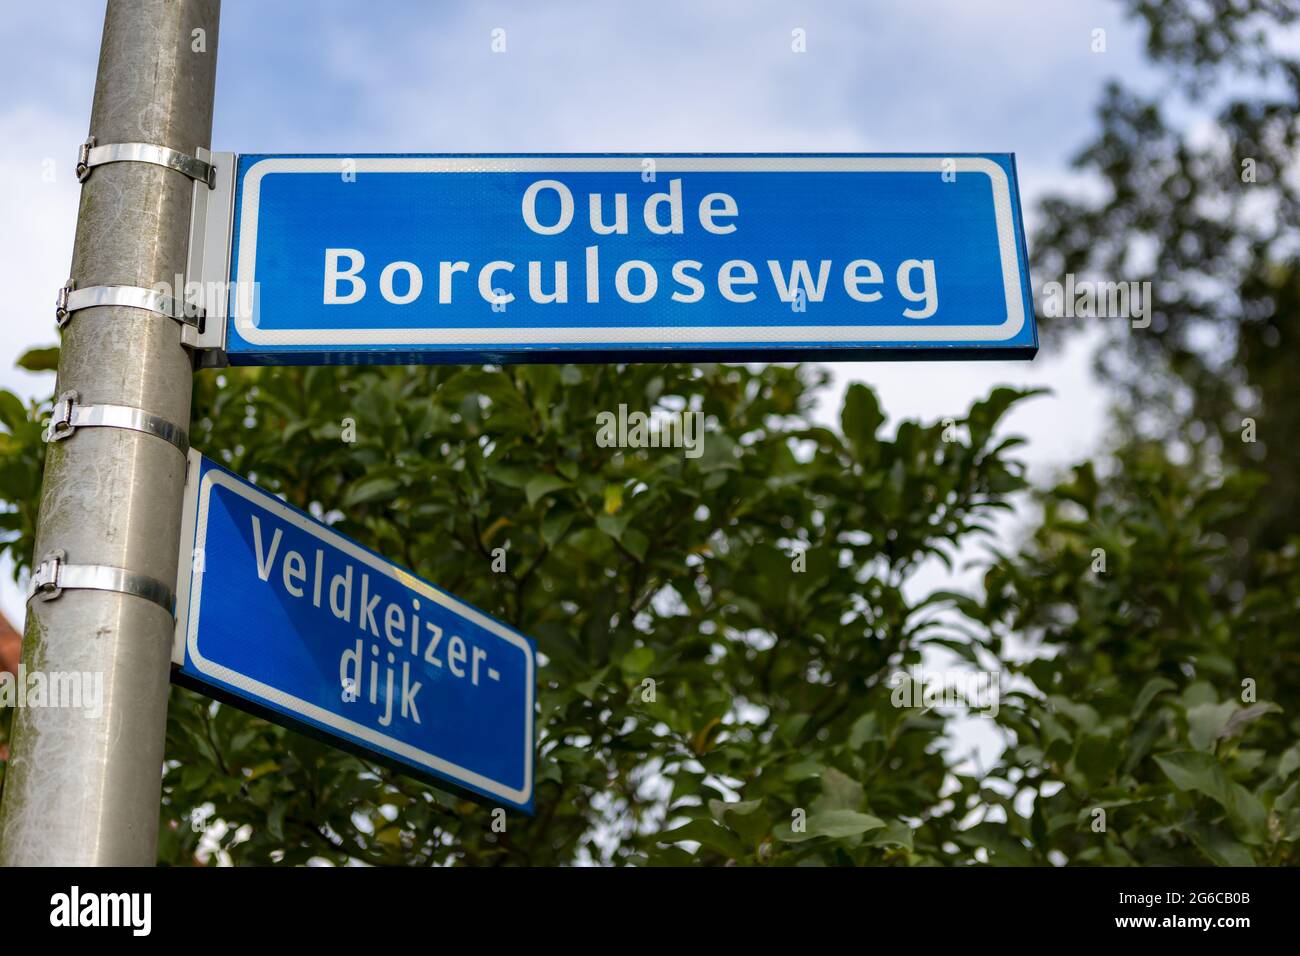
(772, 820, 811, 843)
(707, 798, 761, 823)
(574, 667, 608, 701)
(0, 390, 25, 432)
(966, 386, 1045, 447)
(1155, 751, 1231, 805)
(1187, 701, 1238, 752)
(657, 819, 745, 860)
(1217, 702, 1281, 743)
(540, 510, 575, 547)
(1188, 824, 1255, 867)
(812, 767, 865, 814)
(1226, 784, 1268, 844)
(848, 712, 881, 749)
(180, 764, 211, 790)
(778, 809, 885, 843)
(621, 528, 649, 562)
(620, 646, 654, 677)
(1049, 695, 1099, 731)
(864, 820, 914, 852)
(595, 512, 630, 541)
(708, 798, 771, 843)
(15, 346, 59, 372)
(524, 474, 569, 506)
(485, 464, 532, 489)
(840, 383, 883, 460)
(957, 822, 1034, 866)
(696, 433, 740, 473)
(342, 475, 400, 508)
(1072, 732, 1121, 787)
(267, 799, 287, 841)
(1277, 744, 1300, 782)
(1131, 676, 1176, 722)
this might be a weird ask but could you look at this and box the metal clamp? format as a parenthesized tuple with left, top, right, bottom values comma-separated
(77, 135, 216, 188)
(44, 390, 188, 455)
(56, 279, 201, 330)
(28, 549, 175, 615)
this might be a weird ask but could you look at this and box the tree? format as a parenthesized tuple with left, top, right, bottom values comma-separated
(1031, 0, 1300, 560)
(2, 351, 1294, 866)
(958, 448, 1300, 865)
(957, 0, 1300, 866)
(0, 355, 1047, 865)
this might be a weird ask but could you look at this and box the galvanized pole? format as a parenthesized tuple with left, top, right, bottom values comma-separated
(0, 0, 219, 865)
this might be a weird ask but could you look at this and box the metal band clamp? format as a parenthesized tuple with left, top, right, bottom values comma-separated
(28, 549, 175, 615)
(77, 136, 216, 188)
(44, 390, 189, 455)
(56, 279, 201, 330)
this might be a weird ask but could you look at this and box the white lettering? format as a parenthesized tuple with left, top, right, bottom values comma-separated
(323, 248, 366, 304)
(522, 179, 574, 235)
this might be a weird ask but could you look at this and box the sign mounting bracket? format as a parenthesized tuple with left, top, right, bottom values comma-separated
(183, 148, 236, 363)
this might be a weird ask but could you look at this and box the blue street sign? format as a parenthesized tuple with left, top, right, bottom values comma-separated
(216, 154, 1037, 365)
(172, 451, 536, 811)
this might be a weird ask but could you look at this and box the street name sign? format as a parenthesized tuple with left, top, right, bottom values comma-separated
(190, 153, 1038, 365)
(172, 451, 536, 811)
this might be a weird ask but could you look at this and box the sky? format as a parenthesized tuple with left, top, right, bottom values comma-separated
(0, 0, 1155, 643)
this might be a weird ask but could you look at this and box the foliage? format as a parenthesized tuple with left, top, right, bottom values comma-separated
(169, 361, 1039, 865)
(1, 353, 1293, 866)
(951, 447, 1300, 865)
(1031, 0, 1300, 557)
(0, 355, 1048, 864)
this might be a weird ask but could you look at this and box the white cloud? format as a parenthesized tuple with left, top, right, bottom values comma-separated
(0, 105, 82, 399)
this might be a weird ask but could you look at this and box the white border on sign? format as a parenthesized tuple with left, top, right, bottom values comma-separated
(172, 448, 202, 666)
(184, 463, 535, 806)
(232, 156, 1026, 346)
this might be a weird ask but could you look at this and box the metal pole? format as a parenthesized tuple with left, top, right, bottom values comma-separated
(0, 0, 219, 865)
